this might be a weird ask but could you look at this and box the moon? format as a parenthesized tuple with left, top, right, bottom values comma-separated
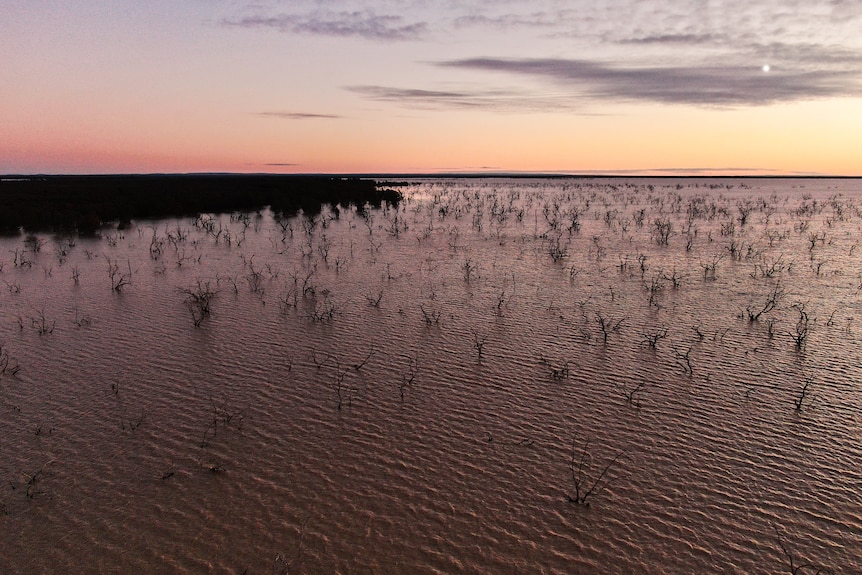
(762, 64, 771, 72)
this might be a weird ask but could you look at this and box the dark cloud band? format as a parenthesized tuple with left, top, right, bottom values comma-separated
(436, 57, 862, 106)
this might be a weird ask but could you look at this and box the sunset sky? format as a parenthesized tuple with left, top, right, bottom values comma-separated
(3, 1, 861, 175)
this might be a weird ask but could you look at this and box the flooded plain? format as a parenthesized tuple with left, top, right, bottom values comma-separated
(1, 177, 860, 573)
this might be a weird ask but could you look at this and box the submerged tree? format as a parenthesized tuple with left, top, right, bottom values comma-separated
(180, 280, 217, 327)
(566, 439, 626, 506)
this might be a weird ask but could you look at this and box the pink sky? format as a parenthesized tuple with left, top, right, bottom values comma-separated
(3, 1, 862, 175)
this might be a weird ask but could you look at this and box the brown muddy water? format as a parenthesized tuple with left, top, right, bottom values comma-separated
(1, 178, 860, 574)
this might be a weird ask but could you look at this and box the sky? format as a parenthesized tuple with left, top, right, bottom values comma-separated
(2, 0, 862, 175)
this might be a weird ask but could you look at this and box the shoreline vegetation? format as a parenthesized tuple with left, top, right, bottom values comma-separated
(0, 174, 403, 235)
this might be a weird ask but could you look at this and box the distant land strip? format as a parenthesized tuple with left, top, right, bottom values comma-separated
(0, 174, 402, 235)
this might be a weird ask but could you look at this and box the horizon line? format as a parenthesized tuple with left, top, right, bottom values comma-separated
(3, 171, 859, 179)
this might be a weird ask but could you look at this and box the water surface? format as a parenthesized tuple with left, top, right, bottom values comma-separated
(1, 178, 860, 573)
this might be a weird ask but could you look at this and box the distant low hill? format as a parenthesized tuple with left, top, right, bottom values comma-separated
(0, 174, 402, 235)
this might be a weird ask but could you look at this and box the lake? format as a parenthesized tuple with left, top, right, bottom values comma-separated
(1, 177, 860, 573)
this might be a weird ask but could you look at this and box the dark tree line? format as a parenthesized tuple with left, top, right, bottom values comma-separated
(0, 174, 402, 234)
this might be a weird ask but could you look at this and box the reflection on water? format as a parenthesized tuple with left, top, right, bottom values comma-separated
(1, 178, 860, 574)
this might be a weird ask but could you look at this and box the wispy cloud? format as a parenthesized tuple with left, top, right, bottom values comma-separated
(224, 10, 427, 41)
(232, 1, 862, 111)
(256, 111, 342, 120)
(452, 11, 568, 30)
(747, 41, 862, 67)
(346, 85, 580, 112)
(436, 57, 862, 106)
(346, 86, 485, 109)
(619, 33, 728, 45)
